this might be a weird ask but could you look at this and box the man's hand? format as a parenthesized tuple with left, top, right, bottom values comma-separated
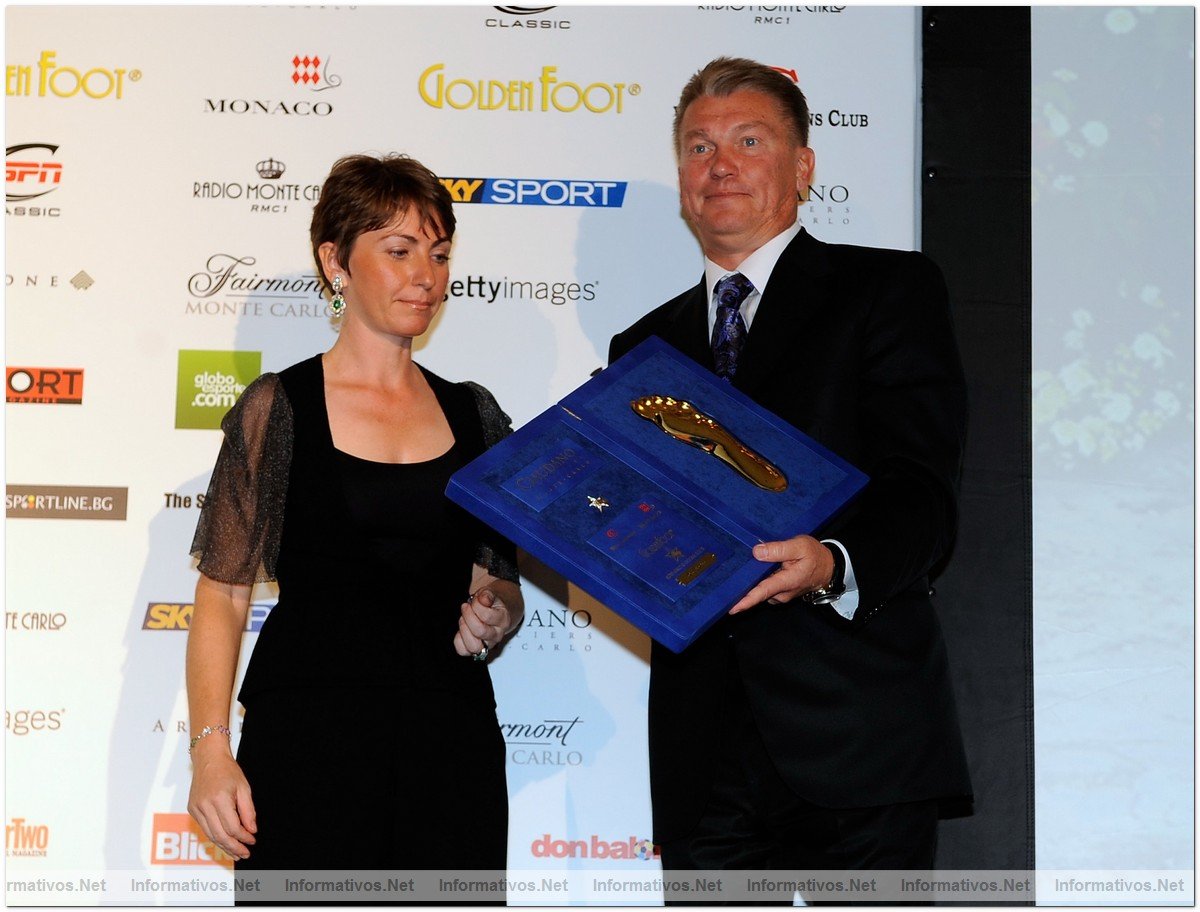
(728, 534, 834, 614)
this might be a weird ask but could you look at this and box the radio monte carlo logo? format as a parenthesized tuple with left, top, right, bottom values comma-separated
(175, 350, 261, 429)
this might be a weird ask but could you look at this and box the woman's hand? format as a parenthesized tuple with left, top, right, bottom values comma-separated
(454, 574, 523, 659)
(186, 575, 255, 860)
(187, 738, 257, 861)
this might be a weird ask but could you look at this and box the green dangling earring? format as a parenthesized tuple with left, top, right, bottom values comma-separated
(329, 275, 346, 317)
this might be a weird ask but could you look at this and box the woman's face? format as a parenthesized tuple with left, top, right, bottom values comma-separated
(324, 207, 452, 341)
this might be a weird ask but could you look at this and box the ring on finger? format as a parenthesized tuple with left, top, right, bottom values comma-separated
(473, 643, 490, 662)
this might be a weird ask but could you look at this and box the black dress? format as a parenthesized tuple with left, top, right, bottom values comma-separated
(190, 354, 518, 873)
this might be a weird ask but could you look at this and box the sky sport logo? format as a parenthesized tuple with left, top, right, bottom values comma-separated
(143, 601, 273, 632)
(532, 834, 659, 861)
(151, 814, 233, 867)
(439, 177, 625, 207)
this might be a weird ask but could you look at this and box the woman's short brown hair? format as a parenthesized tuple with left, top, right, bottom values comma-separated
(672, 56, 810, 153)
(310, 153, 456, 291)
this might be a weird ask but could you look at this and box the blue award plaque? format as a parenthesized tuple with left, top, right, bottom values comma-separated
(446, 336, 868, 652)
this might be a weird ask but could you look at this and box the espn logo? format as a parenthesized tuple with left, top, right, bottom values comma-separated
(6, 142, 62, 201)
(150, 813, 233, 867)
(143, 602, 272, 631)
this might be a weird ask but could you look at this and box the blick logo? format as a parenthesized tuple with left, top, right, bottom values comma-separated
(150, 814, 233, 867)
(175, 350, 261, 429)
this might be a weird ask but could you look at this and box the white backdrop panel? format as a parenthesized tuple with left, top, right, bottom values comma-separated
(5, 3, 920, 890)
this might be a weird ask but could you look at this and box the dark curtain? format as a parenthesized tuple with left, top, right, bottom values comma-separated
(922, 7, 1035, 873)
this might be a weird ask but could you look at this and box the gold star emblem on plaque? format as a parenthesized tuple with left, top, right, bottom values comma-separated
(587, 495, 610, 512)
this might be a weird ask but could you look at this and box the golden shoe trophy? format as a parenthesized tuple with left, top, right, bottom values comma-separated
(631, 395, 788, 493)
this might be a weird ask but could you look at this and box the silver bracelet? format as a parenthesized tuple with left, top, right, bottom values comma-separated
(187, 724, 232, 755)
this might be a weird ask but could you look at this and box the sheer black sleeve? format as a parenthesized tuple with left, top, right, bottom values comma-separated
(463, 381, 520, 584)
(189, 373, 293, 584)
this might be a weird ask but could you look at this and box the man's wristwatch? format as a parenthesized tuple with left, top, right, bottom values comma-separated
(803, 543, 846, 605)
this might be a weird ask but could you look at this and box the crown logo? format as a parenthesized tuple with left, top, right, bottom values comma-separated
(256, 158, 285, 179)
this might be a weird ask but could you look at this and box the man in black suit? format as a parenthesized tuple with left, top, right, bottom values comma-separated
(609, 57, 972, 878)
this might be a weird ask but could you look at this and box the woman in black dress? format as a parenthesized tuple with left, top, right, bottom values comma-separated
(184, 154, 523, 877)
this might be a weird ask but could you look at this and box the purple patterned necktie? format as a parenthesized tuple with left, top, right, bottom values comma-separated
(711, 272, 754, 380)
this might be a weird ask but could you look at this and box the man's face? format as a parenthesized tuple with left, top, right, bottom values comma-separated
(677, 89, 815, 268)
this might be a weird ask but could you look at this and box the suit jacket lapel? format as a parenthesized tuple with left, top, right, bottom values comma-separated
(735, 228, 835, 397)
(662, 277, 713, 370)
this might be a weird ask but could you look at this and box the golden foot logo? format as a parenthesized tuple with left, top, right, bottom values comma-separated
(6, 51, 141, 100)
(419, 64, 638, 114)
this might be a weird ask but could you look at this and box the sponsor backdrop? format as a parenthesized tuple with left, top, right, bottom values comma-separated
(9, 3, 1192, 903)
(4, 3, 921, 888)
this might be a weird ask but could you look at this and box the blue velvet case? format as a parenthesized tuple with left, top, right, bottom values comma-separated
(446, 337, 868, 652)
